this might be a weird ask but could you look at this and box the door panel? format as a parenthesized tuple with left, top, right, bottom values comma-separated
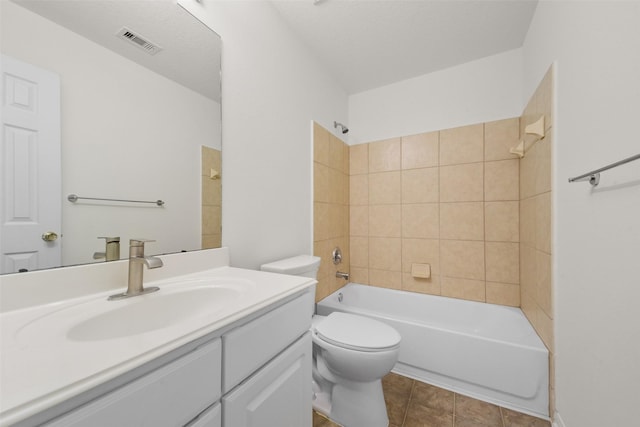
(1, 54, 61, 273)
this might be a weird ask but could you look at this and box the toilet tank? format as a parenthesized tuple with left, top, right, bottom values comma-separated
(260, 255, 321, 279)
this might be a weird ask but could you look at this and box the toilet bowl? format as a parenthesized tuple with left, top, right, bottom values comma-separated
(311, 313, 400, 427)
(260, 255, 401, 427)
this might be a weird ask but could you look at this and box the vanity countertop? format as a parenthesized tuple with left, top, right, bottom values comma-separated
(0, 262, 314, 426)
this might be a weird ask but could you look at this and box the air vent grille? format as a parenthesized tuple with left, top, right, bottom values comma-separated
(116, 27, 162, 55)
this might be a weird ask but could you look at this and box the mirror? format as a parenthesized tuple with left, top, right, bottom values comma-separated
(0, 0, 222, 274)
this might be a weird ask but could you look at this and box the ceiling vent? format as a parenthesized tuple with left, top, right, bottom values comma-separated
(116, 27, 162, 55)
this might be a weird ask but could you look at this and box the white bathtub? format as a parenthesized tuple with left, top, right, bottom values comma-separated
(316, 283, 549, 419)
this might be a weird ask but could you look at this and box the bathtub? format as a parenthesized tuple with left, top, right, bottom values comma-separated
(316, 283, 549, 419)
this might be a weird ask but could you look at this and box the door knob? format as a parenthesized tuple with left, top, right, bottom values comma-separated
(42, 231, 58, 242)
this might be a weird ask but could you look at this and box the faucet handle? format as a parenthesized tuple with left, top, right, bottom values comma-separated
(98, 236, 120, 243)
(130, 238, 155, 246)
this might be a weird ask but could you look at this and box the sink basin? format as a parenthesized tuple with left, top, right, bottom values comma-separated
(68, 286, 240, 341)
(15, 278, 255, 343)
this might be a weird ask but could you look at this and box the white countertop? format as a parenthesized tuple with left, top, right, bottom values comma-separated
(0, 261, 314, 426)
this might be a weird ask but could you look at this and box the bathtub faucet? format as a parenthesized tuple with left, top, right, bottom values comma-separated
(336, 271, 349, 280)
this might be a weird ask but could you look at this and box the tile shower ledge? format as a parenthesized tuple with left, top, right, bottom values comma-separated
(0, 261, 314, 426)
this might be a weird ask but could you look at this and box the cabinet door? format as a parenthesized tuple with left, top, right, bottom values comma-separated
(223, 332, 312, 427)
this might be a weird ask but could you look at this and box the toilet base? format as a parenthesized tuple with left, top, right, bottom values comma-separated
(316, 378, 389, 427)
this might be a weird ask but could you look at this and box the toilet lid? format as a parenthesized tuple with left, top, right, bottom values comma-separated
(314, 312, 401, 351)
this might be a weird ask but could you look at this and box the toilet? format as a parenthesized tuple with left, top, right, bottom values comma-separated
(261, 255, 401, 427)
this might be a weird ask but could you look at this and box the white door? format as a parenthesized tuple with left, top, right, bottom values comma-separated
(0, 55, 61, 273)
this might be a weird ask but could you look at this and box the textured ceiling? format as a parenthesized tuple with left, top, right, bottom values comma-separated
(271, 0, 538, 94)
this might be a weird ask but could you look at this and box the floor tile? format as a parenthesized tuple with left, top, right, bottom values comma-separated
(383, 373, 415, 425)
(454, 394, 503, 426)
(411, 381, 455, 413)
(404, 401, 454, 427)
(454, 415, 502, 427)
(313, 411, 341, 427)
(502, 408, 551, 427)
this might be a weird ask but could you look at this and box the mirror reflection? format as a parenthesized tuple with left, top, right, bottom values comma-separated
(0, 0, 222, 274)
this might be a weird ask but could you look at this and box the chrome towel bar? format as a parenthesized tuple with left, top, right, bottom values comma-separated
(568, 153, 640, 187)
(67, 194, 164, 206)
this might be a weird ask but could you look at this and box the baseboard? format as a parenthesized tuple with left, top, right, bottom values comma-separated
(552, 411, 566, 427)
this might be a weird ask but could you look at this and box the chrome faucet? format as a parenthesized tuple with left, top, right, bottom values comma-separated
(336, 271, 349, 280)
(108, 239, 163, 301)
(94, 236, 120, 262)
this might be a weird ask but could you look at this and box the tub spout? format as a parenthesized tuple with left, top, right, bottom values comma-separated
(336, 271, 349, 280)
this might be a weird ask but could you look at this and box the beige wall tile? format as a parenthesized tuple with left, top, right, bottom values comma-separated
(201, 146, 221, 175)
(314, 162, 329, 203)
(369, 171, 401, 204)
(202, 234, 221, 249)
(484, 118, 520, 161)
(401, 131, 439, 169)
(535, 135, 552, 195)
(485, 201, 519, 242)
(314, 202, 329, 241)
(401, 203, 439, 239)
(369, 204, 402, 237)
(401, 238, 439, 274)
(536, 249, 553, 318)
(329, 134, 345, 172)
(402, 274, 440, 295)
(441, 277, 485, 302)
(440, 202, 484, 241)
(350, 267, 369, 284)
(520, 197, 536, 247)
(486, 282, 520, 307)
(369, 269, 402, 290)
(520, 150, 536, 200)
(350, 143, 368, 175)
(440, 163, 484, 202)
(314, 122, 330, 166)
(440, 240, 485, 280)
(202, 205, 221, 235)
(520, 243, 537, 298)
(485, 242, 519, 284)
(440, 123, 484, 166)
(328, 168, 344, 204)
(315, 277, 330, 302)
(350, 236, 369, 268)
(369, 138, 401, 172)
(202, 175, 222, 206)
(349, 205, 369, 236)
(401, 168, 439, 203)
(536, 192, 552, 253)
(350, 174, 368, 205)
(314, 239, 331, 281)
(369, 237, 401, 271)
(485, 159, 519, 201)
(536, 308, 554, 352)
(328, 203, 345, 239)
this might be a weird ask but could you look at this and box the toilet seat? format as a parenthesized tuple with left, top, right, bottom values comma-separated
(314, 312, 401, 352)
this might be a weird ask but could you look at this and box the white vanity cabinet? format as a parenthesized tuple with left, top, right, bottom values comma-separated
(43, 338, 223, 427)
(27, 289, 313, 427)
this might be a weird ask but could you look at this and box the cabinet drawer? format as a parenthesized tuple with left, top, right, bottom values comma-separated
(222, 333, 312, 427)
(45, 338, 222, 427)
(222, 290, 313, 392)
(186, 403, 221, 427)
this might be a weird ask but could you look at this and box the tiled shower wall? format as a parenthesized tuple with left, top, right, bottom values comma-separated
(202, 146, 222, 249)
(348, 119, 522, 305)
(313, 123, 350, 302)
(519, 67, 554, 412)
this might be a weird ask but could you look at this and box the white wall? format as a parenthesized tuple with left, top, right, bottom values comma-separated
(1, 1, 220, 266)
(179, 0, 348, 269)
(347, 48, 523, 144)
(523, 2, 640, 426)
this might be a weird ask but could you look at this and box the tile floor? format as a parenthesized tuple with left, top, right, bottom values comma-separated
(313, 373, 551, 427)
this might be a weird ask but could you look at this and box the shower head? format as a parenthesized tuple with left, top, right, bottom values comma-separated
(334, 121, 349, 134)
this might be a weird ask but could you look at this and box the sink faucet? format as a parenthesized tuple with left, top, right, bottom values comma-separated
(108, 239, 163, 301)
